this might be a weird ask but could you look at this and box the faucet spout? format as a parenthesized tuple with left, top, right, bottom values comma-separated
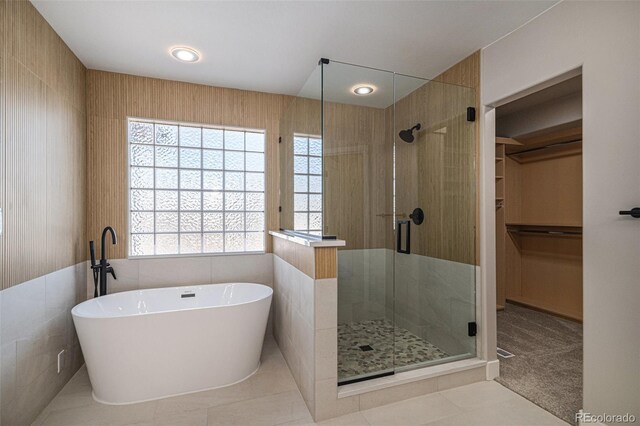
(98, 226, 118, 296)
(101, 226, 117, 258)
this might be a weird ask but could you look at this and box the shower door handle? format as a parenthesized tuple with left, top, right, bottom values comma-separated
(397, 220, 411, 254)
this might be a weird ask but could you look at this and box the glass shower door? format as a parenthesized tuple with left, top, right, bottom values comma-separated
(392, 74, 477, 371)
(320, 61, 397, 384)
(318, 59, 477, 384)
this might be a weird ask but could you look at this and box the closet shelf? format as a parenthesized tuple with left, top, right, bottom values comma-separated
(505, 222, 582, 228)
(507, 140, 582, 163)
(496, 137, 522, 146)
(506, 223, 582, 237)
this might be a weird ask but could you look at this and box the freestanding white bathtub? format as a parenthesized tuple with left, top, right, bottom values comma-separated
(72, 282, 272, 404)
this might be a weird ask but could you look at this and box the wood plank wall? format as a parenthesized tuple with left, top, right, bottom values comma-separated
(323, 102, 388, 250)
(279, 97, 321, 234)
(0, 0, 87, 290)
(434, 51, 481, 264)
(507, 152, 583, 226)
(279, 97, 389, 250)
(86, 71, 290, 258)
(278, 52, 479, 261)
(390, 51, 480, 265)
(272, 236, 337, 279)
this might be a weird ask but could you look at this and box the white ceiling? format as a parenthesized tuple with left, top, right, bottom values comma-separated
(32, 1, 557, 97)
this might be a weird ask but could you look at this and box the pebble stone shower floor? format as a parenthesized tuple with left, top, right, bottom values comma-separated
(338, 319, 449, 381)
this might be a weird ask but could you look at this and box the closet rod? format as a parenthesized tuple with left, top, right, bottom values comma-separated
(507, 139, 582, 156)
(507, 228, 582, 237)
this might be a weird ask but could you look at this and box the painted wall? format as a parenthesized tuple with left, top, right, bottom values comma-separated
(481, 1, 640, 419)
(0, 0, 88, 424)
(496, 91, 582, 137)
(86, 70, 289, 258)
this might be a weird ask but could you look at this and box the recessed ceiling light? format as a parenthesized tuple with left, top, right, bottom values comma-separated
(353, 86, 374, 95)
(170, 47, 200, 63)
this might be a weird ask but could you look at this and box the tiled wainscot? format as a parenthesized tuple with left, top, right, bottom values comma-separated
(270, 231, 489, 422)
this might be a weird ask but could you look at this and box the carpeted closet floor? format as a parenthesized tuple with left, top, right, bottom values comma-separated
(496, 302, 582, 425)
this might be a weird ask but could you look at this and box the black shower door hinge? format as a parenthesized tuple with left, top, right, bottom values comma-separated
(278, 206, 282, 212)
(468, 322, 477, 337)
(466, 107, 476, 122)
(278, 136, 282, 144)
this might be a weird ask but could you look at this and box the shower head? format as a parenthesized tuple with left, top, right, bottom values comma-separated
(399, 123, 421, 143)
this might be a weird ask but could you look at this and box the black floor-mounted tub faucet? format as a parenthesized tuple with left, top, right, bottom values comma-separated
(90, 226, 118, 297)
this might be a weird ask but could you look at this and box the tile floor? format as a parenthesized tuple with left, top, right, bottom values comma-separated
(33, 337, 568, 426)
(338, 319, 449, 382)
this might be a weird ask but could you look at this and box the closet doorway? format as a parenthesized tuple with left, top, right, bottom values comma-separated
(494, 75, 583, 424)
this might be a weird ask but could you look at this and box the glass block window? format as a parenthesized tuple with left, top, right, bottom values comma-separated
(293, 134, 322, 235)
(128, 119, 266, 257)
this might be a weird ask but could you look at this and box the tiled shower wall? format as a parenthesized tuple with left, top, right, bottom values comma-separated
(338, 249, 477, 356)
(337, 249, 392, 325)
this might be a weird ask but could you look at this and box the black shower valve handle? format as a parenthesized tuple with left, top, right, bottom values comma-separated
(409, 207, 425, 225)
(619, 207, 640, 218)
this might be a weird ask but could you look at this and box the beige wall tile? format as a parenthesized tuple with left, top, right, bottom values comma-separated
(138, 256, 212, 289)
(315, 328, 338, 381)
(211, 253, 273, 286)
(315, 279, 337, 330)
(314, 379, 360, 422)
(1, 263, 86, 425)
(273, 254, 318, 414)
(299, 272, 315, 326)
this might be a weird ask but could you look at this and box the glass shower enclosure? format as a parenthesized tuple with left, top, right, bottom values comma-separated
(279, 59, 477, 384)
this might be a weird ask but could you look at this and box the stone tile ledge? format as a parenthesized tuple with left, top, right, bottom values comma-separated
(270, 231, 346, 248)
